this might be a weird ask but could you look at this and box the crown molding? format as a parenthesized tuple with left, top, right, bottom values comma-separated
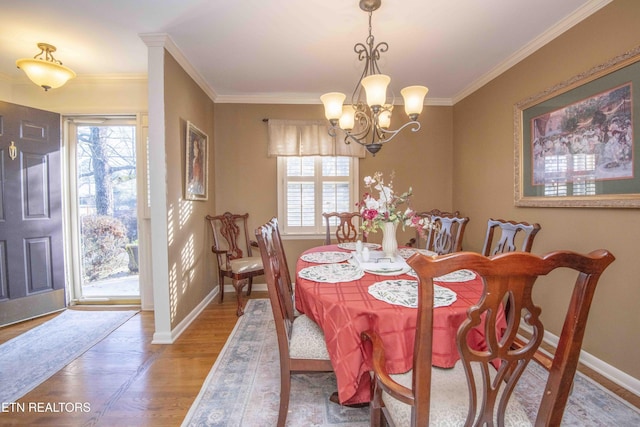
(451, 0, 613, 104)
(139, 32, 218, 102)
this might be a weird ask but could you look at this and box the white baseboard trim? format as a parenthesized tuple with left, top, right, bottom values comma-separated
(520, 325, 640, 397)
(151, 288, 218, 344)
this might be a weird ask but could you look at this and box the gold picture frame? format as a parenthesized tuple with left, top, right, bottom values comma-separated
(514, 47, 640, 208)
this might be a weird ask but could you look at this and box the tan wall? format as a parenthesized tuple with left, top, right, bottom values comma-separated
(213, 103, 453, 279)
(164, 53, 216, 328)
(453, 0, 640, 379)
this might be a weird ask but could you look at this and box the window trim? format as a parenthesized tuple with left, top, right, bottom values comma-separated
(277, 156, 359, 238)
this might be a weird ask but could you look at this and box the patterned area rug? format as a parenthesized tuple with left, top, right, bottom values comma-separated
(183, 299, 640, 426)
(0, 309, 138, 403)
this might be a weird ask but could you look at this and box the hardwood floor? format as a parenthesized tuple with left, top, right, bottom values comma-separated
(1, 291, 638, 426)
(0, 292, 266, 427)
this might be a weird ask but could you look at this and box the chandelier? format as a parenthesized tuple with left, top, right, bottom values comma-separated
(320, 0, 428, 156)
(16, 43, 76, 91)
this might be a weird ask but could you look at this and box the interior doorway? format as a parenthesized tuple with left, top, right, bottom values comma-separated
(66, 117, 141, 304)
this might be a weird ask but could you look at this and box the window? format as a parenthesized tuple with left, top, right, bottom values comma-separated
(277, 156, 359, 237)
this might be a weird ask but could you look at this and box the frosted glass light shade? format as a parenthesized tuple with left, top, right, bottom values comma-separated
(339, 107, 355, 130)
(401, 85, 429, 117)
(16, 58, 76, 91)
(320, 92, 346, 121)
(378, 106, 392, 129)
(361, 74, 390, 107)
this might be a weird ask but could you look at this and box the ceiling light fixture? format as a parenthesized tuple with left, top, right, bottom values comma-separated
(321, 0, 428, 156)
(16, 43, 76, 91)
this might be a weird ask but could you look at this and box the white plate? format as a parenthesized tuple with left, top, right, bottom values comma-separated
(298, 263, 365, 283)
(300, 251, 352, 264)
(368, 280, 457, 308)
(337, 242, 381, 251)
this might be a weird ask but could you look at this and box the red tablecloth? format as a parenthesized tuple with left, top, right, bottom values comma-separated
(295, 245, 505, 405)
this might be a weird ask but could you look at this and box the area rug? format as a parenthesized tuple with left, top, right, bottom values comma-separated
(0, 308, 138, 403)
(182, 299, 640, 426)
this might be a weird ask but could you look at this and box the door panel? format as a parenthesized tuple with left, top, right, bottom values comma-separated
(0, 101, 64, 326)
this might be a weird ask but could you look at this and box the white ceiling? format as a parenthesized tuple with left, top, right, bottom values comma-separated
(0, 0, 611, 104)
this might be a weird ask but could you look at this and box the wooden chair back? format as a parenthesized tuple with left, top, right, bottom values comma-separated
(322, 212, 365, 245)
(406, 209, 460, 247)
(424, 214, 469, 255)
(398, 249, 615, 426)
(482, 218, 541, 256)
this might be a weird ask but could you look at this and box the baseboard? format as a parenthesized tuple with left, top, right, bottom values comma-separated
(520, 325, 640, 397)
(223, 283, 267, 293)
(151, 288, 218, 344)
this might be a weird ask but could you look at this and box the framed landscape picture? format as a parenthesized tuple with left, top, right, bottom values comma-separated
(185, 121, 208, 201)
(514, 47, 640, 208)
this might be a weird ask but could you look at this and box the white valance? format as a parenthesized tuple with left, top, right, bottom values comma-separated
(267, 119, 365, 158)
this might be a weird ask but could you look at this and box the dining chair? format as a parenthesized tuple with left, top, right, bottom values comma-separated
(322, 211, 365, 245)
(206, 212, 264, 316)
(482, 218, 542, 256)
(406, 209, 460, 247)
(423, 214, 469, 255)
(255, 219, 334, 427)
(362, 249, 615, 426)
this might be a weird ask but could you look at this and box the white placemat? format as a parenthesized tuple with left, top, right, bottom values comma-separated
(300, 251, 352, 264)
(298, 263, 365, 283)
(337, 242, 381, 251)
(368, 279, 457, 308)
(398, 247, 438, 259)
(407, 268, 477, 282)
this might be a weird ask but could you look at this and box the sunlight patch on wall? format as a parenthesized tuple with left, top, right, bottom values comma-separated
(179, 198, 193, 229)
(169, 262, 178, 321)
(167, 203, 175, 247)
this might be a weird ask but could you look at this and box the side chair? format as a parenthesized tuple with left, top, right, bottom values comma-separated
(255, 219, 334, 427)
(322, 211, 365, 245)
(362, 249, 615, 426)
(206, 212, 264, 316)
(482, 218, 541, 256)
(406, 209, 460, 248)
(424, 214, 469, 255)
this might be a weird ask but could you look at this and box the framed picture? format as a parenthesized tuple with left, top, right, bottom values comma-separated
(185, 121, 208, 201)
(514, 47, 640, 208)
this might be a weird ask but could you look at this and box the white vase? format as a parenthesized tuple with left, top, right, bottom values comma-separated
(381, 221, 398, 259)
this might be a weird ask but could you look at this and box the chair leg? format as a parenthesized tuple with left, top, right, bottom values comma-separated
(370, 381, 383, 427)
(233, 279, 248, 316)
(246, 277, 253, 296)
(218, 272, 225, 304)
(277, 367, 291, 427)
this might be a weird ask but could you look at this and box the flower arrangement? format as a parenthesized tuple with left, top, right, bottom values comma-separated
(357, 171, 430, 237)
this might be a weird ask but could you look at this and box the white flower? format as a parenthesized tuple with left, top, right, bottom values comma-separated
(364, 195, 380, 210)
(364, 176, 376, 186)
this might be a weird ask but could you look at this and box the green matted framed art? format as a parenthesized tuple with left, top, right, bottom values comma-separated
(514, 46, 640, 208)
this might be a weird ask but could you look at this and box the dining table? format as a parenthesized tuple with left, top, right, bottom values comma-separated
(294, 243, 506, 406)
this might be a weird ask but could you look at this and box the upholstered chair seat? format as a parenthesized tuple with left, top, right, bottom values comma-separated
(290, 315, 331, 360)
(382, 363, 531, 426)
(227, 257, 263, 274)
